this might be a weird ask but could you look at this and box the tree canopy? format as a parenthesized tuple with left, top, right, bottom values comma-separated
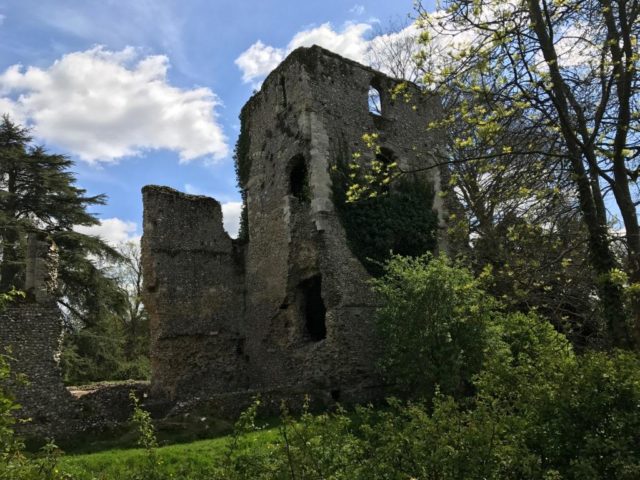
(414, 0, 640, 347)
(0, 115, 126, 326)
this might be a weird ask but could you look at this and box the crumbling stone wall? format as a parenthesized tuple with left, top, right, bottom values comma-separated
(142, 46, 447, 406)
(141, 186, 247, 399)
(0, 303, 76, 439)
(0, 234, 75, 439)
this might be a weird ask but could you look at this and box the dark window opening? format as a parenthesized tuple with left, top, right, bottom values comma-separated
(300, 275, 326, 342)
(377, 147, 395, 166)
(330, 389, 341, 402)
(279, 77, 287, 107)
(376, 147, 396, 193)
(289, 155, 310, 202)
(368, 85, 382, 116)
(236, 338, 245, 356)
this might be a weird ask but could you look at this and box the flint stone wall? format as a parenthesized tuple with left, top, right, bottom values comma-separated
(142, 186, 247, 400)
(0, 302, 76, 439)
(142, 46, 446, 407)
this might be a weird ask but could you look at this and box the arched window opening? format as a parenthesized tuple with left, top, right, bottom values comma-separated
(376, 147, 396, 193)
(289, 154, 310, 202)
(368, 85, 382, 116)
(377, 147, 395, 165)
(299, 275, 326, 342)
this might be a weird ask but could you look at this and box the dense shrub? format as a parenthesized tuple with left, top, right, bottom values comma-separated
(210, 312, 640, 480)
(373, 254, 496, 398)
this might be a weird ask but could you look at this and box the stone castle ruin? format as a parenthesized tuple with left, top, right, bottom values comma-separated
(1, 46, 447, 439)
(142, 46, 447, 408)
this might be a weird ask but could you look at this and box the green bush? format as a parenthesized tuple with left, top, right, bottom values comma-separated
(373, 254, 496, 398)
(210, 311, 640, 480)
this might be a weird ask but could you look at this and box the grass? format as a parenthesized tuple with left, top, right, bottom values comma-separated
(56, 415, 236, 455)
(58, 427, 280, 479)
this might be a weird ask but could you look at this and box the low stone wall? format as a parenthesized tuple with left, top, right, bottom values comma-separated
(0, 301, 151, 442)
(0, 301, 76, 440)
(71, 381, 150, 436)
(164, 383, 387, 422)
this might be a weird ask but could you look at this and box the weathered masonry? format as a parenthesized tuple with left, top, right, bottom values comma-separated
(0, 234, 76, 439)
(142, 45, 447, 406)
(1, 234, 151, 441)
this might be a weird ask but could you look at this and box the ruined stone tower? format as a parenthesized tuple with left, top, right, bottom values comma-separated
(0, 233, 75, 438)
(142, 46, 446, 406)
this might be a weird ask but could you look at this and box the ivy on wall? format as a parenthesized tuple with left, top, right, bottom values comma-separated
(332, 159, 439, 276)
(234, 111, 252, 242)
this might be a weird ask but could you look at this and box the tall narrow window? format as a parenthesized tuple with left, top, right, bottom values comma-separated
(368, 86, 382, 116)
(300, 275, 326, 342)
(289, 154, 310, 202)
(279, 76, 287, 107)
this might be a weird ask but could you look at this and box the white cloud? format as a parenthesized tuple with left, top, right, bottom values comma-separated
(75, 218, 139, 246)
(350, 4, 365, 15)
(235, 41, 286, 84)
(236, 22, 374, 84)
(236, 21, 428, 85)
(288, 22, 372, 60)
(221, 202, 242, 239)
(0, 46, 229, 164)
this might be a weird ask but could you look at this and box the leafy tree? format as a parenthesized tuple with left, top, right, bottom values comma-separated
(61, 241, 150, 384)
(0, 115, 126, 328)
(439, 86, 599, 342)
(372, 254, 496, 398)
(415, 0, 640, 347)
(354, 21, 602, 347)
(100, 241, 148, 363)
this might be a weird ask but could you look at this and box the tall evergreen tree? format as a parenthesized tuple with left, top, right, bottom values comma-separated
(0, 115, 126, 325)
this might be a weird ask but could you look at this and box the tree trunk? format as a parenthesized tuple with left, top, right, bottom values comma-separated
(0, 168, 21, 292)
(527, 0, 632, 347)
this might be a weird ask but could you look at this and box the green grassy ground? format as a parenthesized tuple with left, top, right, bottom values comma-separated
(59, 427, 279, 479)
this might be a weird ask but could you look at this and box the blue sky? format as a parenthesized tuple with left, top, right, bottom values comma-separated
(0, 0, 433, 241)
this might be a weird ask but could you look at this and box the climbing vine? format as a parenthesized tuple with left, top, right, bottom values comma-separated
(332, 150, 439, 276)
(234, 109, 252, 242)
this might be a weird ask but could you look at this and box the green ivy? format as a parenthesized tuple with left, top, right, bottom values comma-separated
(233, 116, 251, 242)
(332, 163, 439, 276)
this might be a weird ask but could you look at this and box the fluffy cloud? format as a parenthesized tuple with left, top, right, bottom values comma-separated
(289, 22, 372, 61)
(0, 46, 229, 164)
(350, 5, 365, 15)
(221, 202, 242, 239)
(235, 41, 286, 84)
(235, 22, 374, 84)
(75, 218, 139, 246)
